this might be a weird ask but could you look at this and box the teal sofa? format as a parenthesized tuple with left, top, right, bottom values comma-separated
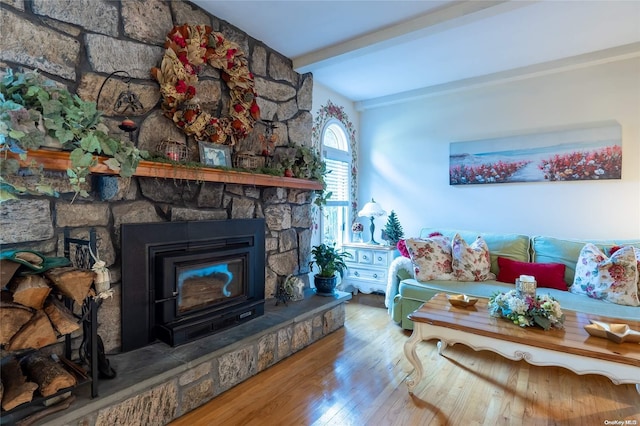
(388, 228, 640, 329)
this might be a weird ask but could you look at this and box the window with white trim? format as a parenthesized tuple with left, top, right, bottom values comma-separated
(322, 121, 351, 246)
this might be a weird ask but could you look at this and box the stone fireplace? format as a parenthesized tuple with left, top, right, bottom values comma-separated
(1, 0, 321, 353)
(121, 218, 266, 349)
(0, 177, 317, 354)
(0, 1, 352, 423)
(0, 178, 352, 425)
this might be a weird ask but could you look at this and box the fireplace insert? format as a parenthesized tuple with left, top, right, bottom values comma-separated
(121, 219, 265, 351)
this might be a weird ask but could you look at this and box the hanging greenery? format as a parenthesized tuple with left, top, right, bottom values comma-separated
(0, 69, 148, 201)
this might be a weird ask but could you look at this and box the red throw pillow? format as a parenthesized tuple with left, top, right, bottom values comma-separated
(397, 239, 410, 258)
(496, 257, 568, 291)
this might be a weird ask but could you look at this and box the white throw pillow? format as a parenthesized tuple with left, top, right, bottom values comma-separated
(451, 233, 496, 282)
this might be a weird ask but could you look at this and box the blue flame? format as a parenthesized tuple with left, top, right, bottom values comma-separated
(178, 263, 233, 300)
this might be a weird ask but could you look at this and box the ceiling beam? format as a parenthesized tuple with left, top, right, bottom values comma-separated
(355, 42, 640, 110)
(293, 0, 537, 73)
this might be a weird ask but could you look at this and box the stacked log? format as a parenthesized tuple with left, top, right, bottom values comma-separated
(1, 268, 92, 351)
(22, 353, 76, 397)
(7, 276, 51, 310)
(0, 266, 93, 412)
(0, 302, 33, 345)
(45, 267, 94, 305)
(6, 311, 59, 352)
(0, 357, 38, 411)
(0, 353, 79, 411)
(43, 298, 82, 336)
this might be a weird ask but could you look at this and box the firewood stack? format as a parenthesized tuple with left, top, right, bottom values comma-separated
(0, 253, 95, 412)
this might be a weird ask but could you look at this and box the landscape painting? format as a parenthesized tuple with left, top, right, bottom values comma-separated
(449, 122, 622, 185)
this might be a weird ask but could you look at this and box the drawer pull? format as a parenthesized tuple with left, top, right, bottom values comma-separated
(362, 255, 368, 260)
(377, 256, 382, 261)
(354, 271, 360, 277)
(373, 273, 378, 279)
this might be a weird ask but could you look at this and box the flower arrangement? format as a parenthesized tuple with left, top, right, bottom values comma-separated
(488, 290, 565, 330)
(150, 24, 260, 146)
(351, 222, 364, 233)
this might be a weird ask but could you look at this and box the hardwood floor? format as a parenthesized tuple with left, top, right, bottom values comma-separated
(170, 294, 640, 426)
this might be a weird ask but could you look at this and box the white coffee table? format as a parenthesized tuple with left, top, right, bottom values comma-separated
(404, 293, 640, 394)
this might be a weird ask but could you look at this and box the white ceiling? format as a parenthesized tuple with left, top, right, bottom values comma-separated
(192, 0, 640, 104)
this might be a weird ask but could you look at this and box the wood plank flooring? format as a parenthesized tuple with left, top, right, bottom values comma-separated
(170, 294, 640, 426)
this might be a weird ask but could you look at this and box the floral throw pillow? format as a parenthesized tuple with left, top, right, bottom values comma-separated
(451, 234, 496, 281)
(635, 247, 640, 293)
(572, 243, 640, 306)
(572, 243, 604, 296)
(405, 236, 453, 281)
(608, 245, 640, 292)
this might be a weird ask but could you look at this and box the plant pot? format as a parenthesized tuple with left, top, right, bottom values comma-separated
(314, 274, 337, 296)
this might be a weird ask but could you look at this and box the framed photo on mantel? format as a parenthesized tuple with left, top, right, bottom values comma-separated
(199, 141, 231, 167)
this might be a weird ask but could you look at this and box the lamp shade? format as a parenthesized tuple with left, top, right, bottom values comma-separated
(358, 199, 386, 218)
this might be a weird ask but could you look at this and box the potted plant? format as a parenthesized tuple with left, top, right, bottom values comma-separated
(0, 69, 148, 201)
(271, 144, 331, 206)
(308, 243, 352, 296)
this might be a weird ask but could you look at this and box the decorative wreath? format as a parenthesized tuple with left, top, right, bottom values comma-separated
(151, 24, 260, 145)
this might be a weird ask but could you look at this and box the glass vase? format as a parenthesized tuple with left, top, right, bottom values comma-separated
(516, 277, 537, 299)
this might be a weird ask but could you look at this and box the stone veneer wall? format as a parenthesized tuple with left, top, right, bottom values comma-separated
(0, 0, 318, 354)
(46, 296, 347, 425)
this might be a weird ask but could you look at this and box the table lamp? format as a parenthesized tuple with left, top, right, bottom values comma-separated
(358, 199, 386, 244)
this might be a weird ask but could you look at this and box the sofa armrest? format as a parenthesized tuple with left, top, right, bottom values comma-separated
(386, 256, 413, 310)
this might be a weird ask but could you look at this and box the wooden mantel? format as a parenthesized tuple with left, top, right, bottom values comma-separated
(14, 150, 324, 191)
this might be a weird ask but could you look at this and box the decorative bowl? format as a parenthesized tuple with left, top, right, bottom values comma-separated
(584, 320, 640, 344)
(583, 323, 608, 339)
(447, 294, 478, 308)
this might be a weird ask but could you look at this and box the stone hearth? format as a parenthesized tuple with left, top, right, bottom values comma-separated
(3, 290, 349, 425)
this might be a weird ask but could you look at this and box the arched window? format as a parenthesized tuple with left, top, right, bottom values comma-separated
(322, 120, 351, 245)
(312, 100, 358, 248)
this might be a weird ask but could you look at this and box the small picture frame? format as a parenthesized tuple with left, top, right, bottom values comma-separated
(199, 141, 231, 167)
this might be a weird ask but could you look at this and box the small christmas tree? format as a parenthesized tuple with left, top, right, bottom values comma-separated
(383, 210, 404, 246)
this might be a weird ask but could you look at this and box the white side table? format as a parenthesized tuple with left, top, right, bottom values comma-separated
(341, 243, 398, 294)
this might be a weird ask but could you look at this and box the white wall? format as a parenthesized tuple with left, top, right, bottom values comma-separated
(312, 82, 360, 130)
(358, 58, 640, 240)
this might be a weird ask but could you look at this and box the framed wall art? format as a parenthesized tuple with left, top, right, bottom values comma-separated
(449, 122, 622, 185)
(199, 141, 231, 167)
